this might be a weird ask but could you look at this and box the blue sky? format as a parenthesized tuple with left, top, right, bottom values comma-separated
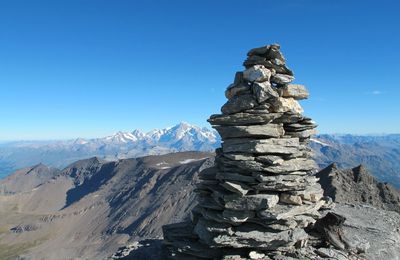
(0, 0, 399, 140)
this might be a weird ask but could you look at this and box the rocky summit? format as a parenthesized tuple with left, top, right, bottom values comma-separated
(162, 45, 368, 259)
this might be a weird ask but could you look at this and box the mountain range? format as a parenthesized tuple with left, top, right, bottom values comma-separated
(0, 123, 399, 188)
(0, 122, 219, 178)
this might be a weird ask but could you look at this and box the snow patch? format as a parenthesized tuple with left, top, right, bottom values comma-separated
(179, 157, 208, 164)
(310, 138, 331, 147)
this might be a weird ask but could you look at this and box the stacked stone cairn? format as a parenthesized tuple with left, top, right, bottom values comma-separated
(163, 44, 339, 259)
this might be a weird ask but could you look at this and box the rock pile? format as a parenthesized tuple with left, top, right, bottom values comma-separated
(162, 44, 345, 259)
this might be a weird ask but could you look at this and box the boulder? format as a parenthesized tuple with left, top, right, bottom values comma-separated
(272, 97, 303, 114)
(221, 94, 258, 115)
(252, 81, 279, 103)
(279, 84, 309, 100)
(271, 74, 294, 84)
(225, 83, 251, 99)
(243, 65, 272, 82)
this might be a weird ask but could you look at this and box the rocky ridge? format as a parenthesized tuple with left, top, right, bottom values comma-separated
(162, 44, 364, 259)
(317, 163, 400, 214)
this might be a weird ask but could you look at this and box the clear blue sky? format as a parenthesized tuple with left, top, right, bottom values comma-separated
(0, 0, 399, 140)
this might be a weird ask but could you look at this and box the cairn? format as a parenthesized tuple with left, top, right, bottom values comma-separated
(163, 44, 344, 259)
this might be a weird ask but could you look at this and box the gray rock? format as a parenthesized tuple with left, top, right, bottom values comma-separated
(255, 176, 319, 192)
(254, 174, 307, 183)
(223, 209, 255, 223)
(218, 157, 266, 172)
(243, 58, 294, 76)
(272, 113, 304, 124)
(271, 97, 303, 114)
(289, 184, 324, 202)
(208, 113, 282, 126)
(213, 228, 308, 250)
(256, 155, 284, 165)
(271, 74, 295, 84)
(285, 129, 317, 139)
(198, 196, 224, 210)
(233, 71, 244, 84)
(223, 153, 255, 161)
(279, 84, 309, 100)
(222, 138, 300, 155)
(225, 83, 251, 99)
(262, 158, 317, 174)
(221, 94, 258, 115)
(221, 181, 250, 196)
(252, 81, 279, 103)
(332, 203, 400, 260)
(265, 47, 286, 62)
(279, 194, 303, 205)
(214, 124, 284, 139)
(247, 44, 280, 57)
(243, 65, 272, 82)
(216, 172, 257, 183)
(224, 194, 279, 211)
(315, 248, 349, 260)
(258, 200, 325, 220)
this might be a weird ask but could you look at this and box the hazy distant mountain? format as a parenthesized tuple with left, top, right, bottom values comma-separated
(0, 122, 220, 176)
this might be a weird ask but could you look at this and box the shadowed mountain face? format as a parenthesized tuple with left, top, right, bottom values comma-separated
(317, 163, 400, 214)
(0, 151, 212, 259)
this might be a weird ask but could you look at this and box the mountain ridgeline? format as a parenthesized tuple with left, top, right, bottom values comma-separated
(0, 122, 219, 174)
(0, 123, 399, 188)
(0, 152, 399, 259)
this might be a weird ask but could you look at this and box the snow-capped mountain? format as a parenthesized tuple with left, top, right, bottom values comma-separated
(86, 122, 219, 150)
(1, 126, 400, 189)
(0, 123, 221, 177)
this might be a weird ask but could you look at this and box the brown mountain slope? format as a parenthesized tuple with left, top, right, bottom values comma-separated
(0, 151, 211, 259)
(0, 164, 60, 195)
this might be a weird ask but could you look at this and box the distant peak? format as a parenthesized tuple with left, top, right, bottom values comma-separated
(175, 122, 194, 129)
(354, 164, 367, 172)
(328, 162, 339, 170)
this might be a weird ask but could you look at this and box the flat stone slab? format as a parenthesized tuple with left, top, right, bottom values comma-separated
(258, 200, 325, 220)
(213, 228, 308, 250)
(272, 97, 303, 114)
(214, 124, 284, 139)
(222, 138, 300, 155)
(279, 84, 309, 100)
(221, 94, 258, 115)
(224, 194, 279, 211)
(208, 113, 282, 126)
